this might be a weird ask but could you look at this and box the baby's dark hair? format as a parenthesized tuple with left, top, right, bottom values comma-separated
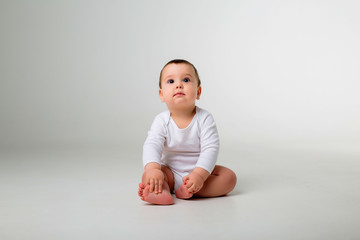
(159, 59, 201, 89)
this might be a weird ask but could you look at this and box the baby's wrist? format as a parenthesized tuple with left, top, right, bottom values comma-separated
(191, 171, 206, 182)
(192, 167, 210, 181)
(147, 168, 162, 175)
(144, 162, 161, 171)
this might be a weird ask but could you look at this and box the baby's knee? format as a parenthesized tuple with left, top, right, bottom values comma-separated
(223, 168, 237, 191)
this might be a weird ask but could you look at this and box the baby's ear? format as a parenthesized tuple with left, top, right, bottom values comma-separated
(196, 86, 202, 100)
(159, 89, 165, 102)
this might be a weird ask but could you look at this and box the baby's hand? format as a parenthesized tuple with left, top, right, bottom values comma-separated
(144, 168, 164, 194)
(183, 172, 205, 194)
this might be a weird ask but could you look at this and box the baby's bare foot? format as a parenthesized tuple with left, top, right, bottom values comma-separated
(138, 183, 174, 205)
(175, 183, 193, 199)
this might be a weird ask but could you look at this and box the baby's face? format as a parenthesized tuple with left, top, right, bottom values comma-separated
(159, 63, 201, 111)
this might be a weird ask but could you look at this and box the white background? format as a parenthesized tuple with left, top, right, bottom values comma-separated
(1, 0, 359, 154)
(1, 1, 360, 239)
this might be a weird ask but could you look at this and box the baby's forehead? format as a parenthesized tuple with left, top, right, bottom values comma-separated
(162, 63, 195, 78)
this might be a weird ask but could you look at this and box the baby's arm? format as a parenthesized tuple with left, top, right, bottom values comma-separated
(143, 162, 164, 194)
(183, 167, 210, 193)
(183, 111, 219, 193)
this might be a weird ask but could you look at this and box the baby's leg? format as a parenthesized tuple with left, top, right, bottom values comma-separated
(161, 165, 175, 193)
(138, 165, 175, 205)
(194, 165, 237, 198)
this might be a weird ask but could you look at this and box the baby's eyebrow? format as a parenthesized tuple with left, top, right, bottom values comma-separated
(163, 73, 193, 80)
(163, 74, 175, 80)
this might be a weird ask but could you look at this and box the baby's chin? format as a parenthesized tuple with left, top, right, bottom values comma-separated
(167, 102, 196, 111)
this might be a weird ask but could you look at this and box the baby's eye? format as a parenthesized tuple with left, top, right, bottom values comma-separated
(183, 78, 190, 83)
(167, 79, 174, 84)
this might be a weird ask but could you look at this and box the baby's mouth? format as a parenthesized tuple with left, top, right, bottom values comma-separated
(174, 93, 185, 97)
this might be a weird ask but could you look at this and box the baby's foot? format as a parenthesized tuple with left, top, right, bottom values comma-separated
(175, 183, 193, 199)
(138, 183, 174, 205)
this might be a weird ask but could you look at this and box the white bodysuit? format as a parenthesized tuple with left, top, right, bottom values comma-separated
(142, 106, 219, 191)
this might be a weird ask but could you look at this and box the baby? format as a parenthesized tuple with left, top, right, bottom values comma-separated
(138, 59, 237, 205)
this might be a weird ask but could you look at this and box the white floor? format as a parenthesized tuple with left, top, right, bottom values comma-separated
(1, 146, 360, 240)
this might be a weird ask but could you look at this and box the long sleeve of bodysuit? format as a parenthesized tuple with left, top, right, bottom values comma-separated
(195, 112, 219, 174)
(142, 113, 167, 168)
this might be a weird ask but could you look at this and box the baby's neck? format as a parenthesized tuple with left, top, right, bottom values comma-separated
(170, 106, 196, 129)
(170, 106, 196, 118)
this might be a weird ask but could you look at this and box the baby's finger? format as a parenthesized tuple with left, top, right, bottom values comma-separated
(193, 186, 200, 193)
(158, 179, 163, 193)
(186, 182, 194, 191)
(154, 179, 159, 193)
(188, 184, 196, 193)
(185, 180, 193, 188)
(149, 179, 154, 192)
